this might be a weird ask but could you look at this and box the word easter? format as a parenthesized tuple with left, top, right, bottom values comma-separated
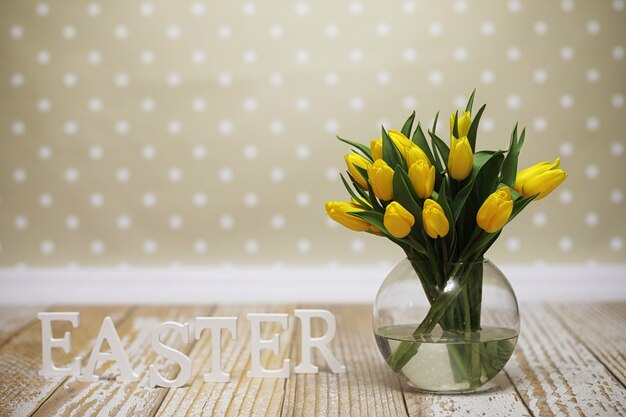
(38, 309, 345, 388)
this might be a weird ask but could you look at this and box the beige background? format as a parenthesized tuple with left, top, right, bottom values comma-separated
(0, 0, 624, 267)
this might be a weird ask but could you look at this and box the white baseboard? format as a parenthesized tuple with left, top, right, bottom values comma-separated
(0, 264, 624, 305)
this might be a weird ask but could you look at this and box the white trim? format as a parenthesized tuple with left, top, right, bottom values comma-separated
(0, 264, 624, 305)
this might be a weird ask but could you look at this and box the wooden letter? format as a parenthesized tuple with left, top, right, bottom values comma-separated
(294, 309, 346, 374)
(195, 317, 237, 382)
(149, 321, 191, 388)
(38, 312, 81, 377)
(246, 313, 290, 378)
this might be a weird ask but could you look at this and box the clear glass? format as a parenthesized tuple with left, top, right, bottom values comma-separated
(373, 258, 519, 393)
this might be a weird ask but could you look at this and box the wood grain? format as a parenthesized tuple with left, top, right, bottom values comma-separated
(0, 306, 47, 348)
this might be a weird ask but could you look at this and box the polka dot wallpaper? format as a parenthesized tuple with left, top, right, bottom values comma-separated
(0, 0, 624, 266)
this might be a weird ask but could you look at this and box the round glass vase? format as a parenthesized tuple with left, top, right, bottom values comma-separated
(373, 258, 519, 394)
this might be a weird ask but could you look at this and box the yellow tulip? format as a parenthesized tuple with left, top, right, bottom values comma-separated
(448, 136, 473, 181)
(409, 160, 435, 199)
(450, 111, 471, 138)
(405, 143, 431, 168)
(384, 202, 415, 238)
(388, 130, 413, 153)
(325, 202, 370, 232)
(370, 139, 383, 160)
(422, 199, 449, 238)
(476, 187, 514, 233)
(344, 153, 371, 189)
(514, 157, 568, 201)
(367, 159, 395, 201)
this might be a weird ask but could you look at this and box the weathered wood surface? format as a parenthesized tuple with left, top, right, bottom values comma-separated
(0, 302, 624, 417)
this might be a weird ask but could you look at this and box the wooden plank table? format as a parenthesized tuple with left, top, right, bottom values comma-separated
(0, 302, 624, 416)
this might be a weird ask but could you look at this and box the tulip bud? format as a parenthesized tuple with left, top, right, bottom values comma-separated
(367, 159, 395, 201)
(388, 130, 413, 153)
(514, 157, 568, 201)
(448, 136, 473, 181)
(405, 143, 431, 168)
(370, 139, 383, 161)
(325, 202, 370, 232)
(450, 111, 471, 138)
(422, 199, 449, 238)
(344, 153, 371, 189)
(476, 187, 514, 233)
(409, 160, 436, 199)
(383, 202, 415, 238)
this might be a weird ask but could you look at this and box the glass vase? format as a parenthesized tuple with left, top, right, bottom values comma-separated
(373, 258, 519, 393)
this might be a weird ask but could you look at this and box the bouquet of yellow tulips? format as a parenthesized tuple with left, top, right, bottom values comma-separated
(325, 91, 567, 386)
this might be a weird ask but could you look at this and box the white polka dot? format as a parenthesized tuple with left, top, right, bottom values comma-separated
(37, 50, 51, 65)
(586, 117, 600, 132)
(64, 168, 79, 183)
(91, 240, 105, 255)
(139, 2, 154, 16)
(295, 49, 310, 64)
(244, 239, 259, 254)
(269, 120, 285, 135)
(324, 24, 338, 38)
(114, 25, 129, 39)
(615, 0, 625, 11)
(481, 21, 495, 36)
(296, 144, 310, 159)
(165, 25, 181, 39)
(612, 94, 624, 108)
(403, 0, 416, 13)
(507, 0, 521, 12)
(89, 193, 104, 207)
(428, 22, 443, 37)
(586, 20, 600, 35)
(242, 49, 257, 64)
(63, 120, 78, 136)
(39, 146, 52, 160)
(168, 167, 183, 182)
(558, 236, 573, 252)
(142, 145, 156, 160)
(324, 72, 339, 85)
(218, 25, 232, 38)
(453, 47, 468, 62)
(193, 239, 208, 254)
(376, 71, 391, 85)
(62, 25, 76, 39)
(166, 72, 181, 87)
(350, 96, 364, 111)
(506, 94, 521, 109)
(11, 73, 24, 87)
(586, 68, 600, 83)
(610, 189, 623, 204)
(142, 192, 157, 207)
(40, 240, 55, 255)
(533, 117, 548, 132)
(12, 168, 26, 183)
(10, 25, 23, 39)
(585, 212, 599, 227)
(325, 166, 339, 181)
(295, 1, 310, 15)
(143, 240, 157, 254)
(242, 145, 257, 160)
(349, 1, 364, 14)
(534, 21, 548, 35)
(219, 167, 234, 182)
(271, 215, 285, 229)
(533, 69, 548, 84)
(88, 97, 103, 113)
(507, 47, 522, 61)
(219, 215, 234, 230)
(89, 145, 103, 160)
(610, 237, 623, 251)
(39, 193, 53, 207)
(36, 2, 50, 16)
(613, 46, 625, 60)
(167, 120, 182, 135)
(560, 0, 574, 12)
(37, 98, 51, 113)
(611, 141, 624, 156)
(269, 24, 284, 39)
(115, 120, 130, 136)
(12, 120, 25, 135)
(428, 70, 444, 85)
(270, 167, 285, 182)
(14, 215, 28, 230)
(376, 22, 391, 37)
(63, 72, 78, 88)
(481, 69, 495, 84)
(349, 48, 363, 63)
(295, 97, 310, 112)
(243, 192, 258, 207)
(506, 237, 521, 252)
(453, 0, 468, 13)
(191, 2, 205, 16)
(560, 94, 574, 109)
(297, 192, 311, 207)
(297, 239, 312, 253)
(169, 215, 183, 230)
(116, 167, 130, 182)
(218, 71, 233, 87)
(243, 97, 257, 112)
(140, 49, 155, 64)
(481, 117, 495, 132)
(325, 119, 339, 134)
(192, 145, 206, 160)
(87, 2, 101, 17)
(533, 211, 547, 227)
(192, 97, 206, 112)
(351, 238, 365, 253)
(560, 46, 574, 61)
(403, 48, 417, 62)
(192, 192, 208, 207)
(559, 141, 574, 157)
(218, 119, 233, 135)
(66, 215, 80, 230)
(403, 96, 417, 110)
(242, 2, 256, 16)
(559, 189, 573, 204)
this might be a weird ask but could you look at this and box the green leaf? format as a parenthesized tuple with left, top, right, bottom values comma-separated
(354, 165, 384, 213)
(465, 89, 476, 113)
(437, 182, 457, 255)
(452, 110, 459, 139)
(501, 125, 526, 187)
(473, 151, 505, 202)
(381, 127, 404, 171)
(507, 193, 536, 224)
(466, 104, 486, 152)
(452, 177, 475, 221)
(340, 173, 370, 208)
(412, 123, 443, 187)
(337, 135, 373, 161)
(429, 130, 450, 168)
(350, 210, 427, 255)
(431, 111, 440, 136)
(392, 167, 424, 238)
(401, 111, 416, 138)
